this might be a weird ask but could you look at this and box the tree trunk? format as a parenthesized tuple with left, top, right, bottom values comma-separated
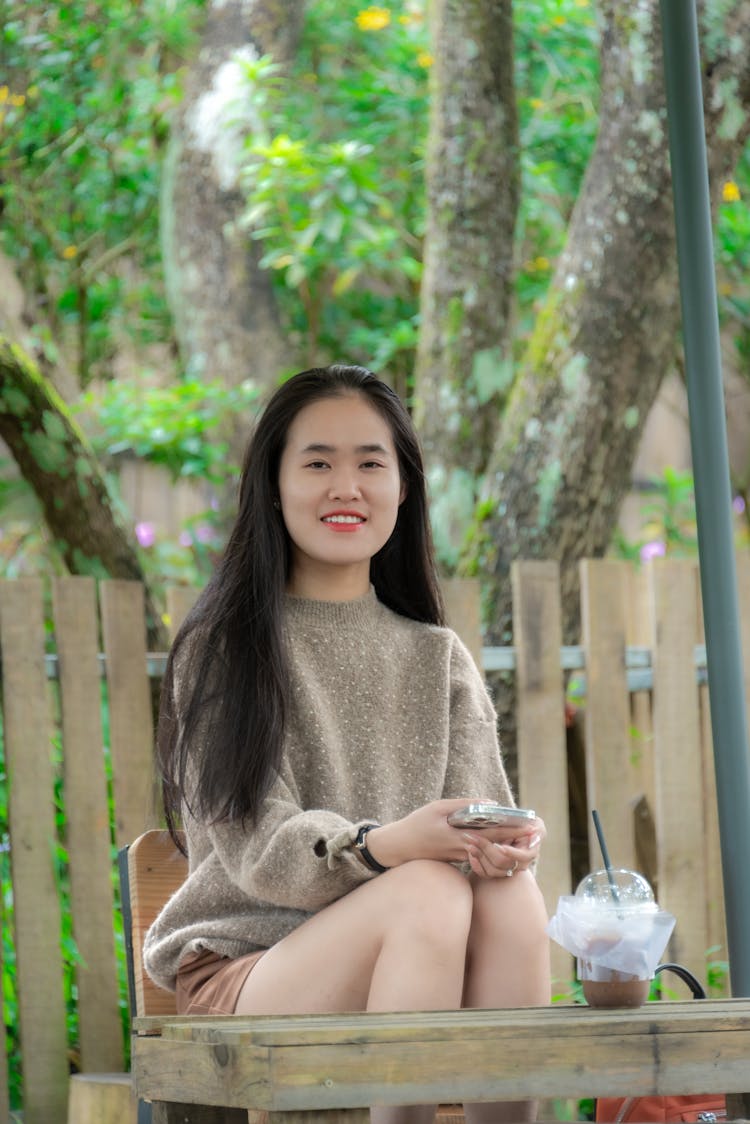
(480, 0, 750, 663)
(160, 0, 305, 418)
(414, 0, 519, 520)
(0, 336, 166, 647)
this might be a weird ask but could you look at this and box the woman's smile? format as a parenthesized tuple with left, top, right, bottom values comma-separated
(321, 509, 367, 531)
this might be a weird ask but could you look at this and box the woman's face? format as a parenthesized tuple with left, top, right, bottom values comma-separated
(277, 393, 405, 599)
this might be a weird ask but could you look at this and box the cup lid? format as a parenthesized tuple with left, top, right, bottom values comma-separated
(575, 868, 656, 909)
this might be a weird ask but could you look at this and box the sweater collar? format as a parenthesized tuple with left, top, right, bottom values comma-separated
(283, 585, 380, 629)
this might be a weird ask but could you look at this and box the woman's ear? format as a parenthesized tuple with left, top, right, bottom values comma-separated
(399, 480, 408, 505)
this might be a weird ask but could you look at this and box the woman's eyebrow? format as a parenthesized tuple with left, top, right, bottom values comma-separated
(300, 442, 391, 455)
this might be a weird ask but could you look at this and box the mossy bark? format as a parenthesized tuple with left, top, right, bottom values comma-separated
(0, 336, 166, 648)
(160, 0, 304, 452)
(471, 0, 750, 749)
(414, 0, 519, 484)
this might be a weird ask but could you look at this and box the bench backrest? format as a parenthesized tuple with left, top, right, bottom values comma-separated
(125, 830, 188, 1019)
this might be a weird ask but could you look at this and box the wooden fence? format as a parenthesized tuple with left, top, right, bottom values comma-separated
(0, 557, 740, 1123)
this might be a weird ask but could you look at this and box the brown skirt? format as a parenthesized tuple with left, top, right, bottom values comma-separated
(175, 947, 267, 1015)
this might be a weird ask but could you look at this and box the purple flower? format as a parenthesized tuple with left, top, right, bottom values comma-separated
(179, 531, 193, 547)
(733, 495, 746, 515)
(195, 522, 216, 544)
(135, 521, 156, 548)
(640, 539, 666, 563)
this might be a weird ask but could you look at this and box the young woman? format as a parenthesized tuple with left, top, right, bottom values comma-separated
(144, 365, 551, 1124)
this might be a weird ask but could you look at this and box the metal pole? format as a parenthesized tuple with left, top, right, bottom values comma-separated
(659, 0, 750, 995)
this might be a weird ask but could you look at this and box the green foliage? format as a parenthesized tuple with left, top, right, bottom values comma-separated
(641, 467, 699, 555)
(77, 378, 260, 483)
(234, 0, 602, 378)
(0, 707, 20, 1110)
(705, 950, 730, 997)
(612, 467, 699, 564)
(236, 4, 429, 379)
(514, 0, 600, 341)
(716, 147, 750, 372)
(0, 0, 205, 384)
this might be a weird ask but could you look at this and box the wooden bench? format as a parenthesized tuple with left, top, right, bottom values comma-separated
(125, 832, 750, 1123)
(131, 1003, 750, 1122)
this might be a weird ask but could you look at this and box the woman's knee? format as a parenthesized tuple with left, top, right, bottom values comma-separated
(382, 860, 474, 941)
(470, 871, 549, 941)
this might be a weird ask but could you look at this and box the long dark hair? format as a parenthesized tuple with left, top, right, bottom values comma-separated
(159, 365, 444, 842)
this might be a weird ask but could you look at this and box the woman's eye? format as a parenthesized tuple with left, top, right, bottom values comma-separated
(306, 460, 330, 469)
(361, 461, 383, 470)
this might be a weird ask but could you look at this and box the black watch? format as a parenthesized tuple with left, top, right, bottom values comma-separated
(354, 823, 389, 873)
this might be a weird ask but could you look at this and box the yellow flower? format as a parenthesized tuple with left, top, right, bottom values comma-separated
(0, 86, 8, 104)
(62, 245, 78, 260)
(523, 256, 551, 274)
(416, 51, 433, 68)
(530, 98, 544, 110)
(10, 93, 25, 107)
(552, 14, 566, 25)
(723, 180, 741, 203)
(356, 7, 391, 31)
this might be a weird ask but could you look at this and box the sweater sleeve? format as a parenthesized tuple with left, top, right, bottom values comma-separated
(441, 634, 515, 807)
(201, 760, 379, 913)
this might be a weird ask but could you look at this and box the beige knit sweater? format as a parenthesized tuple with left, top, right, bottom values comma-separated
(143, 588, 513, 991)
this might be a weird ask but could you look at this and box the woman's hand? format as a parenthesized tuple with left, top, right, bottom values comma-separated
(363, 801, 545, 876)
(461, 816, 546, 879)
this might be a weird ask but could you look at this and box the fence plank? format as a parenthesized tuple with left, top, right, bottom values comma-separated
(441, 578, 483, 672)
(625, 565, 658, 893)
(649, 560, 709, 971)
(100, 581, 159, 849)
(0, 882, 8, 1124)
(52, 576, 124, 1072)
(511, 560, 571, 988)
(696, 567, 728, 978)
(165, 586, 201, 644)
(0, 579, 69, 1124)
(580, 559, 637, 872)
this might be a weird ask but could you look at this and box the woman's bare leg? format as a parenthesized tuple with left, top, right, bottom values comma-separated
(462, 872, 551, 1124)
(234, 860, 474, 1124)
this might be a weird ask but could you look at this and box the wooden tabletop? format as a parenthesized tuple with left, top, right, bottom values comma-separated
(133, 1000, 750, 1112)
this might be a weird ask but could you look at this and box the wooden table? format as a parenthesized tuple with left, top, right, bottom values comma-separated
(133, 1000, 750, 1122)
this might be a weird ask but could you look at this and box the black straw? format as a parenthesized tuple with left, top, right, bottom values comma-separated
(592, 809, 621, 903)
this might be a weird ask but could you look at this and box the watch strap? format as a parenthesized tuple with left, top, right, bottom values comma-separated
(354, 823, 389, 873)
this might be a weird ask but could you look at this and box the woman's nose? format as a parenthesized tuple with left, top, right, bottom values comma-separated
(328, 472, 361, 500)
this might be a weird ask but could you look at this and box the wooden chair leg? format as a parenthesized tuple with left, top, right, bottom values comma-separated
(726, 1092, 750, 1121)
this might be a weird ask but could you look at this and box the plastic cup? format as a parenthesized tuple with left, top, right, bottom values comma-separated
(578, 958, 651, 1007)
(575, 868, 656, 1008)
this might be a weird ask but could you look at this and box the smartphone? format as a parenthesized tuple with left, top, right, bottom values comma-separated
(447, 802, 537, 829)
